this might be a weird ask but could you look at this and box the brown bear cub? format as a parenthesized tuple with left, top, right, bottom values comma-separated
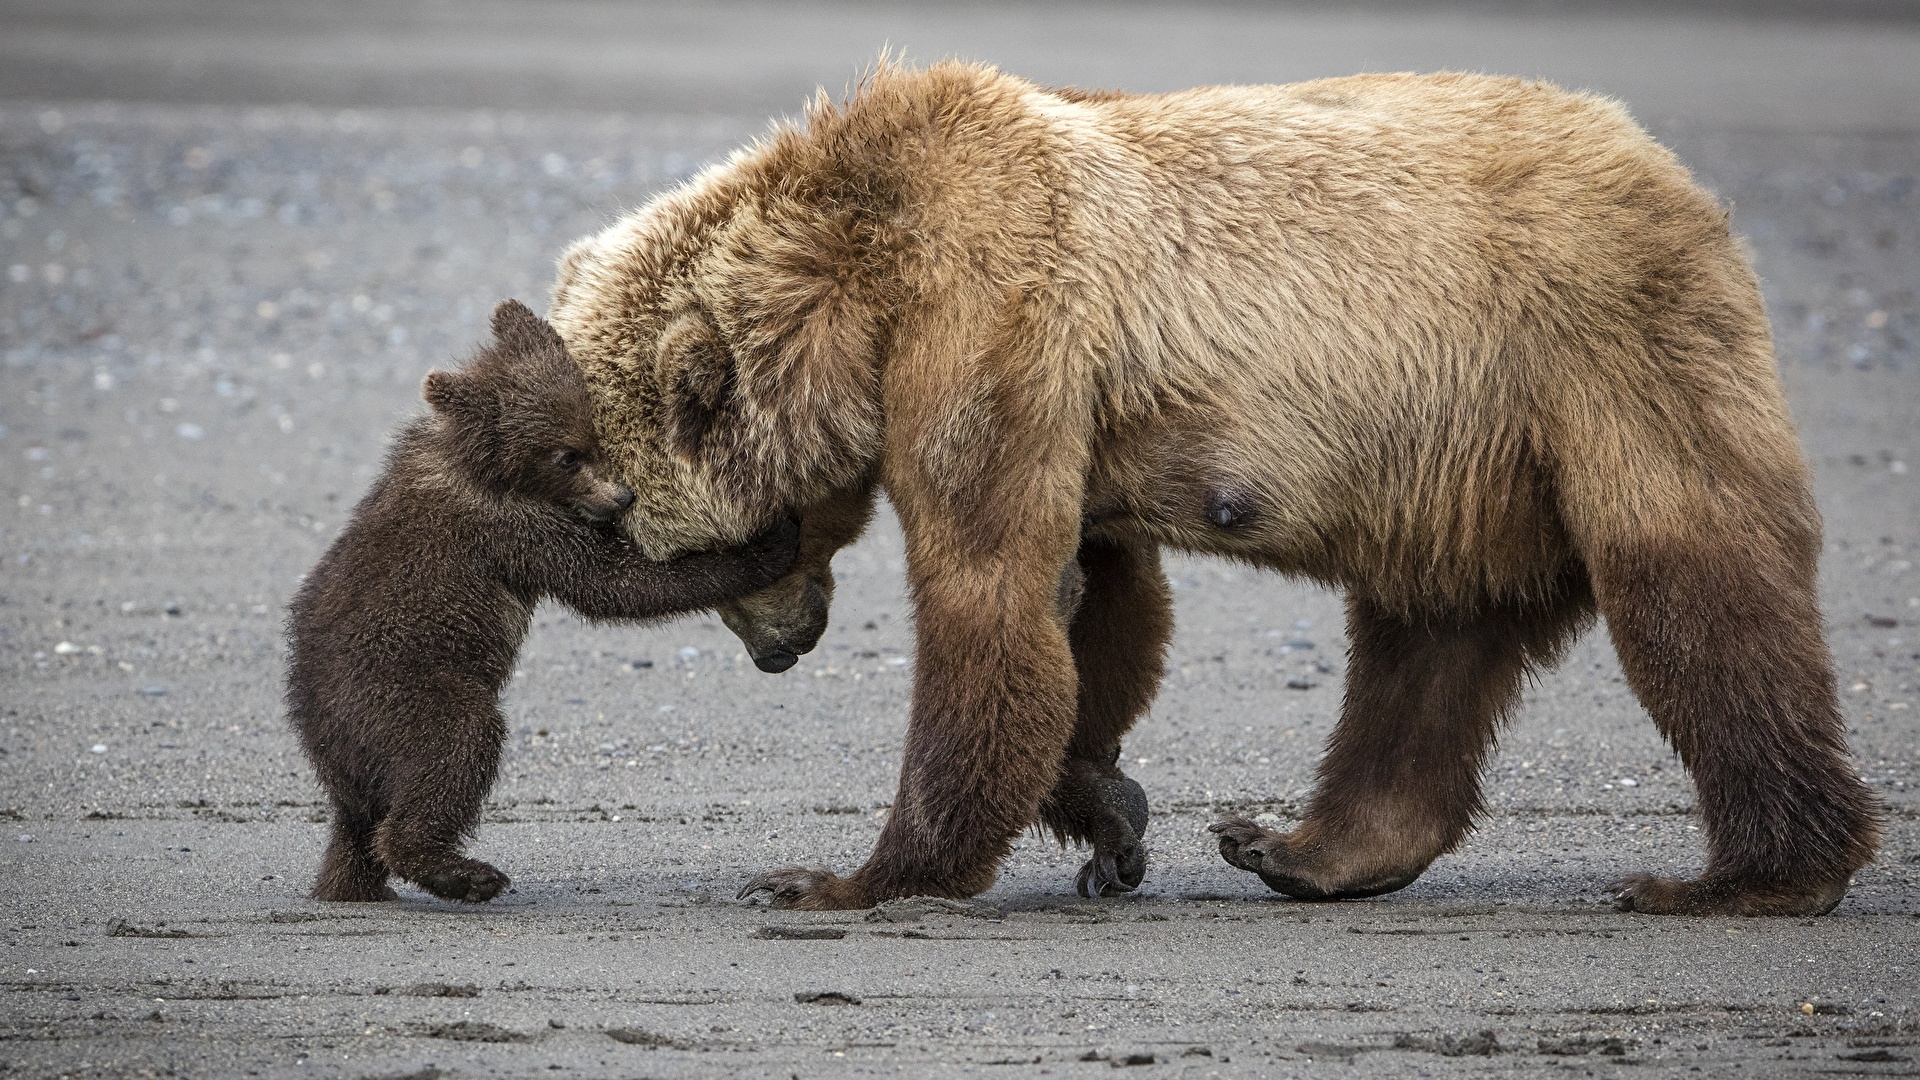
(287, 300, 798, 903)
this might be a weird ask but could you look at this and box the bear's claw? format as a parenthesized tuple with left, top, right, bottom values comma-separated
(738, 865, 853, 909)
(1074, 844, 1145, 898)
(1075, 775, 1149, 898)
(1209, 815, 1274, 874)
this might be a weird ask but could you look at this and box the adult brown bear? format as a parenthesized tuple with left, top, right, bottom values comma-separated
(549, 62, 1881, 915)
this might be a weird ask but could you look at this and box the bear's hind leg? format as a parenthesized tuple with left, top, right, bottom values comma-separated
(1592, 533, 1881, 916)
(1214, 581, 1590, 899)
(313, 799, 396, 902)
(1039, 537, 1172, 898)
(373, 699, 511, 903)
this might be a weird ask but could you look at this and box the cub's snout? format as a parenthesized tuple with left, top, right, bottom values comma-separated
(574, 476, 636, 523)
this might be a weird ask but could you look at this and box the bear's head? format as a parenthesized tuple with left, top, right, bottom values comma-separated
(549, 146, 898, 669)
(422, 299, 637, 524)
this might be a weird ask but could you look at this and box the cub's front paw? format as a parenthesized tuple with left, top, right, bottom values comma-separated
(415, 859, 510, 903)
(737, 865, 869, 910)
(743, 516, 803, 580)
(1610, 873, 1849, 917)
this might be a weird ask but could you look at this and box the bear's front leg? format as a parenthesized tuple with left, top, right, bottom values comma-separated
(1038, 536, 1172, 897)
(740, 466, 1087, 909)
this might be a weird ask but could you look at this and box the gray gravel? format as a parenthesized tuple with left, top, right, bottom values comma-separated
(1, 3, 1917, 1077)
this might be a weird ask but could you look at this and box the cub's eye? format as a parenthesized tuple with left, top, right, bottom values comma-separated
(555, 450, 582, 471)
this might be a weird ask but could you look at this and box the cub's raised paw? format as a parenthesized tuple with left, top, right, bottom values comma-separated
(1610, 873, 1849, 917)
(743, 516, 804, 578)
(416, 859, 510, 903)
(737, 865, 867, 910)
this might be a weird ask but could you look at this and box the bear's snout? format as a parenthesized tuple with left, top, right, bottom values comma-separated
(609, 484, 635, 510)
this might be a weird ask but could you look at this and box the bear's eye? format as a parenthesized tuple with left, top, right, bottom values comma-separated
(555, 450, 582, 471)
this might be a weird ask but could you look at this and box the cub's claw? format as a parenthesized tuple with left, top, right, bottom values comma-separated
(737, 865, 862, 910)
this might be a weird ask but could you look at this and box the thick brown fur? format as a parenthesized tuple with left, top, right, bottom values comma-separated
(548, 63, 1882, 914)
(286, 300, 797, 903)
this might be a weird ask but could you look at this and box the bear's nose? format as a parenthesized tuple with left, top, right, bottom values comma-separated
(610, 484, 635, 510)
(753, 650, 799, 674)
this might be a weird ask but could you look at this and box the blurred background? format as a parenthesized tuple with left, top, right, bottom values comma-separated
(0, 3, 1916, 1075)
(5, 1, 1920, 125)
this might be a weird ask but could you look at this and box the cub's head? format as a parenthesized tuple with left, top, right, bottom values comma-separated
(422, 299, 635, 523)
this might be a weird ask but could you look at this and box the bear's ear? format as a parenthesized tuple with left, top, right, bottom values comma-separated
(656, 313, 735, 460)
(422, 369, 484, 420)
(490, 299, 564, 352)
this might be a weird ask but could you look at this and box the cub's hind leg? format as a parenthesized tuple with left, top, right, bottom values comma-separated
(373, 689, 511, 903)
(1214, 580, 1590, 899)
(300, 726, 396, 902)
(1039, 537, 1172, 897)
(313, 798, 396, 902)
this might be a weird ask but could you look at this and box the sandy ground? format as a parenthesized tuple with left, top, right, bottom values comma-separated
(0, 2, 1916, 1077)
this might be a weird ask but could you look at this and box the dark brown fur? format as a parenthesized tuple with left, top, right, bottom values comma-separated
(286, 301, 797, 903)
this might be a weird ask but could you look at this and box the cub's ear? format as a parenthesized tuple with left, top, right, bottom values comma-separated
(490, 299, 565, 352)
(655, 313, 735, 460)
(422, 369, 483, 419)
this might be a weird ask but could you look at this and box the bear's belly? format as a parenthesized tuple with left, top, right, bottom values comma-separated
(1083, 414, 1572, 609)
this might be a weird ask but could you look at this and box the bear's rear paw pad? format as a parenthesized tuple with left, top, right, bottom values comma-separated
(737, 865, 865, 910)
(416, 859, 510, 903)
(1610, 873, 1849, 917)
